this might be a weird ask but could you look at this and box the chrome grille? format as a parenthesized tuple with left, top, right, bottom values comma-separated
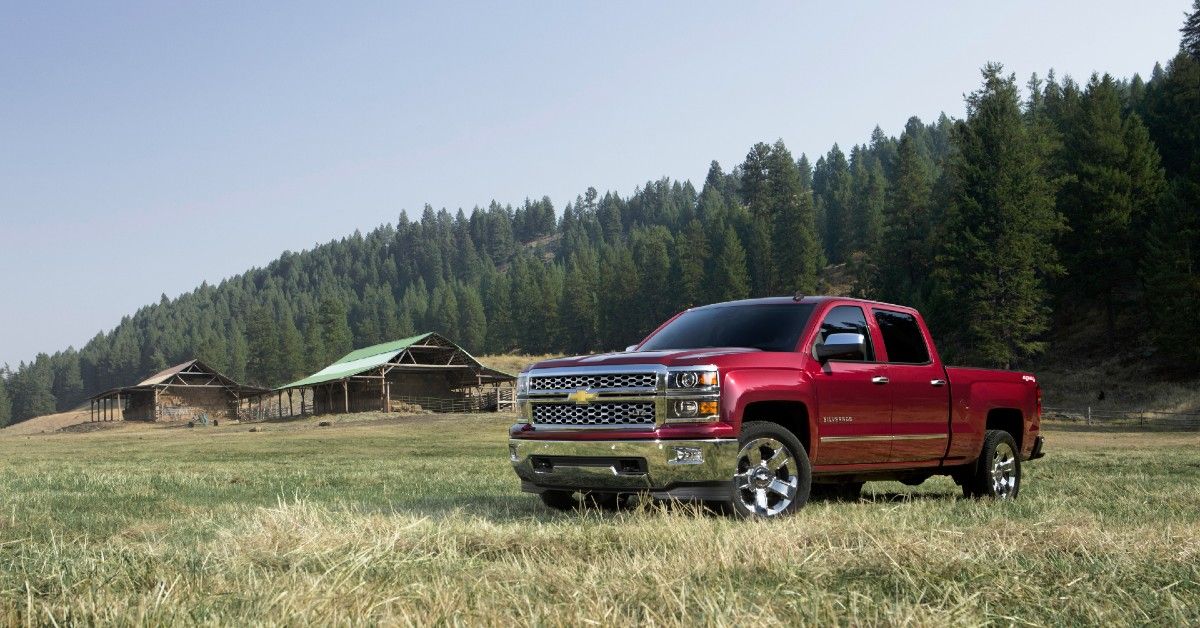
(532, 402, 656, 427)
(530, 372, 657, 391)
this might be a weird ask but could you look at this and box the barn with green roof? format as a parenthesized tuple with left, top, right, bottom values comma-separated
(277, 333, 514, 415)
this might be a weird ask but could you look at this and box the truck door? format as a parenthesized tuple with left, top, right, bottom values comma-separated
(810, 304, 891, 465)
(872, 308, 950, 462)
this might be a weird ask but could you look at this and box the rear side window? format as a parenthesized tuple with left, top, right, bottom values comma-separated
(873, 310, 930, 364)
(815, 305, 875, 361)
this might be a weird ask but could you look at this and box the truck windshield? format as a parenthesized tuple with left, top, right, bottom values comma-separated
(639, 304, 815, 352)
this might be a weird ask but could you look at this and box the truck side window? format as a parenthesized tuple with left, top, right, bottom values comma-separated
(816, 305, 875, 361)
(873, 310, 930, 364)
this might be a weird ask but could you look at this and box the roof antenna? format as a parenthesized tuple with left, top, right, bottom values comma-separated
(793, 291, 805, 302)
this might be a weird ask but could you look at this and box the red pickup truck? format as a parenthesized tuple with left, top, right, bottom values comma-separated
(509, 296, 1045, 517)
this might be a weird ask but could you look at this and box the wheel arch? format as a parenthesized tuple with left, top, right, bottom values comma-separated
(986, 407, 1024, 451)
(740, 400, 813, 454)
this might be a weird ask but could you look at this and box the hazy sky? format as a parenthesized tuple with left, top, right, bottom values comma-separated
(0, 1, 1189, 367)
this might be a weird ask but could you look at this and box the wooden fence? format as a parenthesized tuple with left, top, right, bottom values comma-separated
(1043, 406, 1200, 430)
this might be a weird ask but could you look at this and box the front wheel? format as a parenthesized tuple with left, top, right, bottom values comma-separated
(728, 421, 812, 518)
(965, 430, 1021, 500)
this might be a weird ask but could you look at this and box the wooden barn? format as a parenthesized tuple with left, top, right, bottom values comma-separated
(89, 360, 270, 423)
(278, 332, 515, 415)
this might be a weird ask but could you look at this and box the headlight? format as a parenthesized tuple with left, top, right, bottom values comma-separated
(516, 373, 530, 396)
(668, 368, 719, 390)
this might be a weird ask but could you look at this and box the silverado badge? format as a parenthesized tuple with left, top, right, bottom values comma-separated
(567, 389, 599, 405)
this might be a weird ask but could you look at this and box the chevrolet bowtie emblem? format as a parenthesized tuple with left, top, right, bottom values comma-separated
(567, 389, 599, 405)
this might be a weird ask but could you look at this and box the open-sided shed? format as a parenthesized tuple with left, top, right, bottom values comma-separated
(278, 332, 514, 414)
(89, 360, 270, 423)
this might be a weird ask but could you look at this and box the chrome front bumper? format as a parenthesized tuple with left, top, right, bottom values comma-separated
(509, 438, 738, 500)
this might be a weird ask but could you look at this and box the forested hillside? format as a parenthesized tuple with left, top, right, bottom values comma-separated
(2, 9, 1199, 427)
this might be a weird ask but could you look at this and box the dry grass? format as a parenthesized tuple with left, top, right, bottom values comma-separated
(0, 415, 1198, 625)
(476, 354, 563, 375)
(0, 407, 93, 436)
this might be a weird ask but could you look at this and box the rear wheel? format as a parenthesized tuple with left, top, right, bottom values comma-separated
(728, 421, 812, 518)
(965, 430, 1021, 500)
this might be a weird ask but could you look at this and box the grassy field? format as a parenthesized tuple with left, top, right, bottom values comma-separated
(0, 415, 1198, 626)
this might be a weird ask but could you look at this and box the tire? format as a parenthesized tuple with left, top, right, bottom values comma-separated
(728, 421, 812, 518)
(965, 430, 1021, 500)
(539, 490, 577, 511)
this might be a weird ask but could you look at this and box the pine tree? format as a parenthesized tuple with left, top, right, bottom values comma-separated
(302, 318, 325, 373)
(632, 227, 674, 326)
(429, 282, 461, 339)
(226, 322, 249, 382)
(277, 315, 304, 383)
(740, 143, 778, 295)
(1060, 75, 1167, 339)
(193, 330, 228, 374)
(1182, 0, 1200, 59)
(51, 351, 84, 412)
(850, 151, 887, 255)
(559, 251, 600, 354)
(1142, 179, 1200, 369)
(0, 370, 12, 427)
(712, 227, 750, 302)
(244, 306, 279, 385)
(876, 132, 935, 305)
(9, 357, 56, 422)
(147, 348, 168, 373)
(816, 145, 853, 263)
(317, 297, 353, 361)
(483, 272, 514, 354)
(934, 64, 1066, 368)
(597, 247, 642, 349)
(675, 219, 710, 306)
(768, 140, 823, 294)
(456, 283, 488, 354)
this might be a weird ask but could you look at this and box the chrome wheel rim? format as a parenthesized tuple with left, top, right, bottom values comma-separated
(991, 441, 1017, 499)
(734, 437, 799, 516)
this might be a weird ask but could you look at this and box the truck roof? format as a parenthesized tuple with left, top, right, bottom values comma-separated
(691, 296, 917, 311)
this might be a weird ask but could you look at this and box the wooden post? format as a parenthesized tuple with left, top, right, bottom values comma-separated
(343, 380, 349, 413)
(153, 388, 159, 421)
(287, 390, 294, 417)
(385, 381, 391, 413)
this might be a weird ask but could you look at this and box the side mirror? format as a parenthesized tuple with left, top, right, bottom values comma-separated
(815, 333, 867, 362)
(624, 344, 639, 352)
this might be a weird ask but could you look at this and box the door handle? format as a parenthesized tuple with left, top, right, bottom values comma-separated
(930, 379, 947, 387)
(871, 376, 889, 385)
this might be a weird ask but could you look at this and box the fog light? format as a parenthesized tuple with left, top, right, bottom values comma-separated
(669, 446, 704, 465)
(509, 443, 519, 462)
(672, 400, 699, 418)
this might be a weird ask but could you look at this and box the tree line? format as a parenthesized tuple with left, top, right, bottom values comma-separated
(2, 6, 1199, 427)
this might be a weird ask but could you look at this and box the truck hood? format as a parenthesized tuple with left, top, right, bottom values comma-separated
(528, 347, 761, 370)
